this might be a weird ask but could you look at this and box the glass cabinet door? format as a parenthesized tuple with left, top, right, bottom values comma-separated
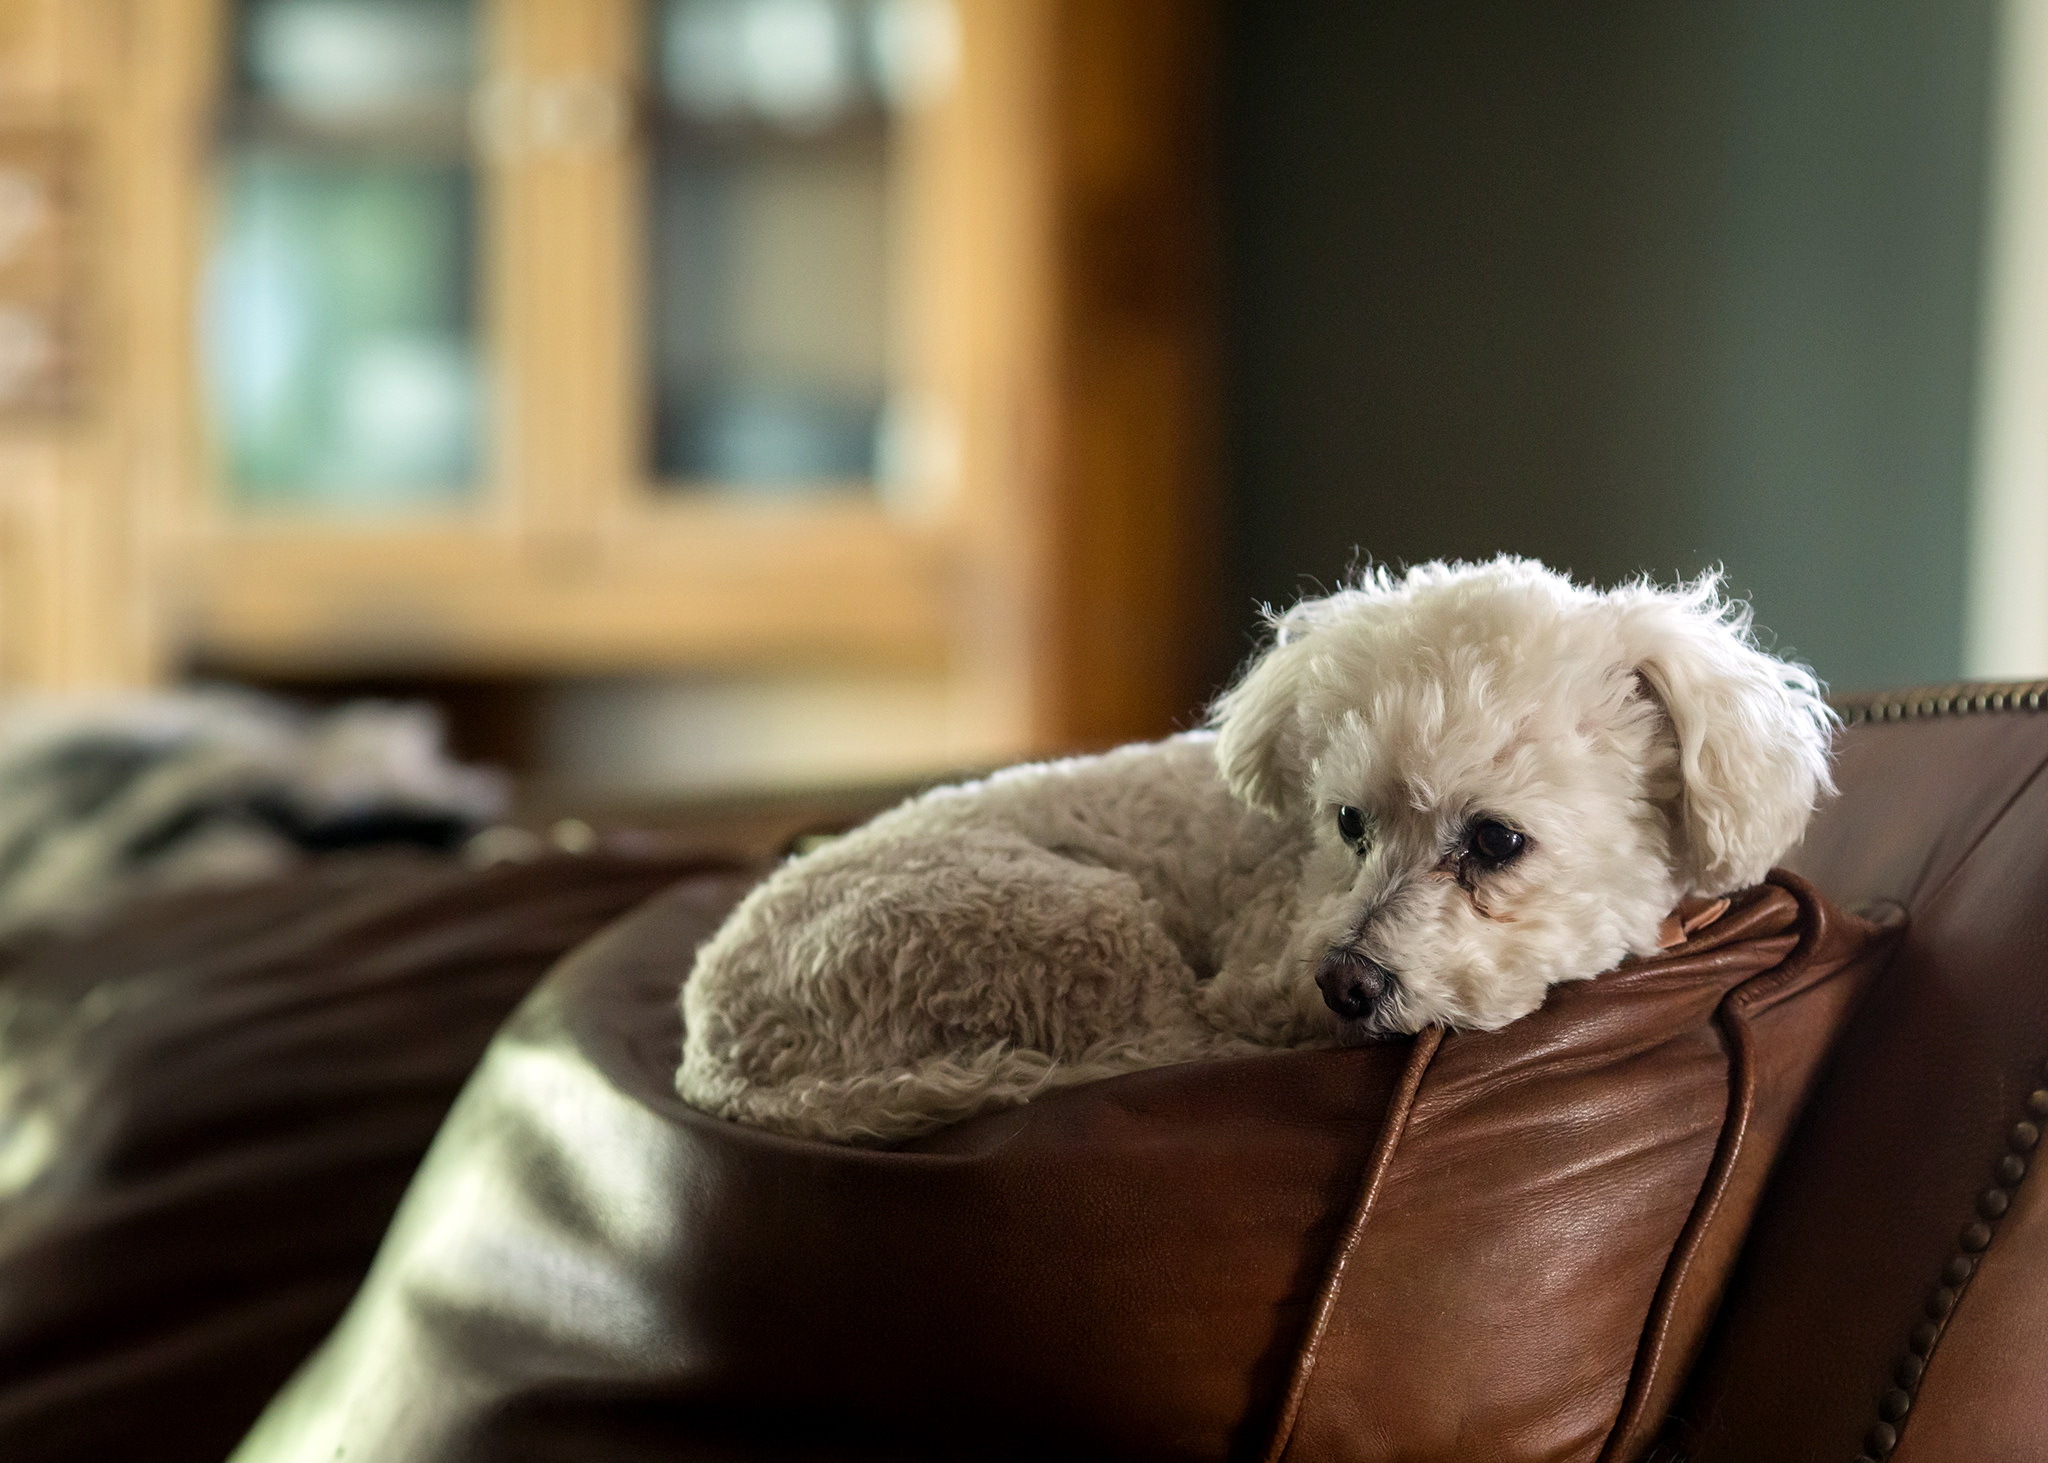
(646, 0, 953, 494)
(173, 0, 969, 689)
(204, 0, 482, 512)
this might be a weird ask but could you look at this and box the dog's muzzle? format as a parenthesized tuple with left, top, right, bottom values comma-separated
(1316, 949, 1397, 1023)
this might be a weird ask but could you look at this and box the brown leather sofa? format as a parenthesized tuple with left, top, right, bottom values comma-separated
(1, 684, 2046, 1461)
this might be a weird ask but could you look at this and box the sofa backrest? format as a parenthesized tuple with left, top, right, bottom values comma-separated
(1675, 688, 2048, 1463)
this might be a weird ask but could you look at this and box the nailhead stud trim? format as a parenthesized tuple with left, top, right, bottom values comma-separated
(1836, 680, 2048, 724)
(1853, 1058, 2048, 1459)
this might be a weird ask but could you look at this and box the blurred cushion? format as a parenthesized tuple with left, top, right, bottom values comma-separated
(230, 869, 1896, 1463)
(0, 848, 727, 1463)
(0, 691, 508, 939)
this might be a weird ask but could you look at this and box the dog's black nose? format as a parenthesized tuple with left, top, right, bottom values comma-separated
(1316, 951, 1395, 1021)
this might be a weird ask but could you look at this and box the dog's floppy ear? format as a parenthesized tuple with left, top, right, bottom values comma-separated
(1623, 579, 1836, 895)
(1210, 607, 1323, 817)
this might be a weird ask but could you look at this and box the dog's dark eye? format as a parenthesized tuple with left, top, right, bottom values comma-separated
(1467, 818, 1526, 867)
(1335, 805, 1367, 845)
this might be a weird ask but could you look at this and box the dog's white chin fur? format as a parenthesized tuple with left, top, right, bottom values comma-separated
(678, 557, 1836, 1144)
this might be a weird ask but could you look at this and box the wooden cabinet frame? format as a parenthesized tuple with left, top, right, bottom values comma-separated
(5, 0, 1216, 757)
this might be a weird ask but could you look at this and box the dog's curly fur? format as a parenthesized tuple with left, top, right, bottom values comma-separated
(677, 558, 1835, 1144)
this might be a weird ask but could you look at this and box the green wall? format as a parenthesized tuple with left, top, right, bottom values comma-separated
(1222, 1, 1997, 694)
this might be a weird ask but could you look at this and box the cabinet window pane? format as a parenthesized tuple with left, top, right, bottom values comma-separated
(649, 0, 946, 493)
(204, 0, 481, 512)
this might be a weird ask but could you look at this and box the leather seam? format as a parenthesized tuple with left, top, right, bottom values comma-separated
(1905, 740, 2048, 918)
(1822, 683, 2048, 915)
(1257, 1025, 1444, 1463)
(1596, 937, 1770, 1462)
(1839, 702, 2048, 917)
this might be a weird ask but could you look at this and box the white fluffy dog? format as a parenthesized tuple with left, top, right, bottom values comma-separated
(677, 558, 1834, 1144)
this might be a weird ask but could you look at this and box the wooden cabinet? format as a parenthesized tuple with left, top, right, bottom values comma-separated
(0, 0, 1215, 777)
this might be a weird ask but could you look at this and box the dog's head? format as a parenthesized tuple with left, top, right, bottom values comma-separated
(1210, 558, 1834, 1040)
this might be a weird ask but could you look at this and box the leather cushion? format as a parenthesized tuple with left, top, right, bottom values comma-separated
(232, 867, 1896, 1463)
(0, 849, 725, 1463)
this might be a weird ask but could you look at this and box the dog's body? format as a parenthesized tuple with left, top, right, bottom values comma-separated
(679, 735, 1321, 1143)
(679, 559, 1835, 1144)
